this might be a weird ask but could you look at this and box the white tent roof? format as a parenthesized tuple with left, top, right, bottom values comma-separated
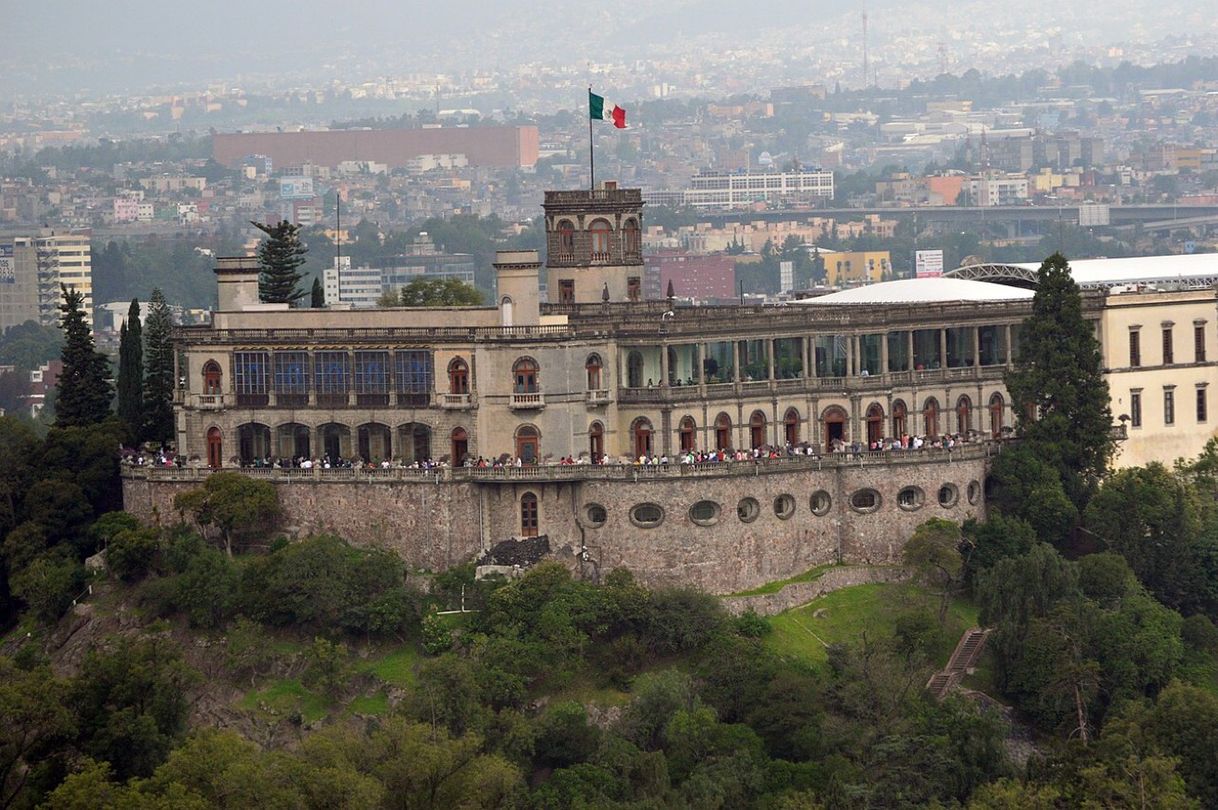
(799, 277, 1034, 305)
(949, 253, 1218, 288)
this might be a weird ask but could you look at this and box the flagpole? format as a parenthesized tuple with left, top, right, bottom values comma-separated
(588, 86, 595, 192)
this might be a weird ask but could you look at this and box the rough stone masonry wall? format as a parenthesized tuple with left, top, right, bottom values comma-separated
(122, 452, 987, 594)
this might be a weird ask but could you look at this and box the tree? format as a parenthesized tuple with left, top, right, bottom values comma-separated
(116, 299, 143, 441)
(310, 277, 324, 308)
(53, 286, 112, 428)
(251, 220, 307, 304)
(392, 276, 483, 307)
(173, 472, 280, 558)
(0, 657, 75, 809)
(142, 288, 174, 446)
(903, 518, 965, 624)
(1004, 253, 1114, 506)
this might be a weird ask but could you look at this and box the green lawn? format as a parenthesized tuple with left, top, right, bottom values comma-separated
(766, 583, 980, 668)
(730, 563, 839, 597)
(361, 645, 419, 687)
(238, 678, 329, 724)
(348, 692, 391, 717)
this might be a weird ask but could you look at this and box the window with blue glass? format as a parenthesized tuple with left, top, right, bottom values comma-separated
(273, 351, 309, 407)
(395, 351, 434, 406)
(315, 351, 350, 407)
(233, 351, 269, 407)
(355, 351, 391, 406)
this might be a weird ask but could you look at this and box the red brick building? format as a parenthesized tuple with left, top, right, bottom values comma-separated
(644, 251, 737, 301)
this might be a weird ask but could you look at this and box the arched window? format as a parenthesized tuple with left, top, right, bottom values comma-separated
(956, 395, 972, 435)
(627, 350, 644, 388)
(237, 423, 272, 465)
(714, 412, 733, 451)
(276, 423, 310, 459)
(448, 357, 469, 394)
(822, 405, 848, 452)
(892, 399, 908, 437)
(585, 353, 603, 390)
(399, 423, 432, 463)
(520, 492, 539, 538)
(357, 423, 392, 462)
(206, 427, 223, 468)
(515, 424, 540, 463)
(202, 360, 222, 395)
(679, 416, 697, 453)
(631, 417, 654, 458)
(749, 410, 767, 449)
(866, 402, 884, 446)
(589, 421, 604, 460)
(318, 423, 351, 461)
(589, 218, 612, 259)
(512, 357, 539, 393)
(989, 393, 1005, 438)
(557, 219, 575, 256)
(784, 408, 800, 446)
(623, 218, 641, 257)
(450, 427, 468, 464)
(923, 398, 940, 438)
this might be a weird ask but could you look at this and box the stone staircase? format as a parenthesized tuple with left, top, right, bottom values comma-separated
(926, 627, 992, 700)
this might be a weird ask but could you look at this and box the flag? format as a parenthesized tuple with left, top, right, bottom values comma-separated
(589, 90, 627, 128)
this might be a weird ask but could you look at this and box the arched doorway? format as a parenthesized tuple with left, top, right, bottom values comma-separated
(202, 360, 222, 395)
(631, 417, 654, 458)
(520, 492, 539, 538)
(512, 357, 539, 393)
(866, 403, 884, 446)
(822, 406, 848, 451)
(714, 412, 732, 451)
(989, 393, 1005, 438)
(679, 416, 697, 453)
(276, 423, 310, 459)
(236, 423, 271, 465)
(585, 354, 603, 390)
(450, 427, 468, 464)
(627, 350, 644, 388)
(206, 427, 223, 468)
(892, 399, 908, 437)
(318, 423, 351, 461)
(589, 218, 612, 260)
(448, 358, 469, 394)
(589, 422, 604, 460)
(784, 408, 800, 446)
(749, 410, 767, 449)
(956, 395, 972, 435)
(923, 398, 940, 438)
(515, 425, 540, 463)
(358, 423, 392, 462)
(399, 423, 431, 463)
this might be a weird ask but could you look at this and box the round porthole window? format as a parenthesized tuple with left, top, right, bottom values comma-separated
(585, 503, 607, 527)
(629, 503, 664, 528)
(850, 489, 881, 513)
(737, 497, 760, 523)
(897, 486, 924, 511)
(810, 490, 832, 516)
(689, 500, 721, 526)
(774, 494, 796, 520)
(938, 484, 959, 508)
(967, 480, 980, 505)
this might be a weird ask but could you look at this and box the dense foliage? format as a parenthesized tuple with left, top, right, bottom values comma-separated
(379, 276, 484, 307)
(141, 289, 174, 446)
(53, 286, 113, 429)
(115, 299, 143, 441)
(252, 219, 308, 304)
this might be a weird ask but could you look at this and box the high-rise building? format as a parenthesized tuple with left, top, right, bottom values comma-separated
(0, 229, 93, 332)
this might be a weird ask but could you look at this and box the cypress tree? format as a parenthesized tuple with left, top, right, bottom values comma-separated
(116, 298, 144, 440)
(1005, 252, 1114, 506)
(251, 219, 308, 304)
(142, 288, 175, 446)
(54, 285, 112, 427)
(311, 277, 325, 308)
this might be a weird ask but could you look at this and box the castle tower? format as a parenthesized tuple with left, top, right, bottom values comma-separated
(542, 182, 644, 304)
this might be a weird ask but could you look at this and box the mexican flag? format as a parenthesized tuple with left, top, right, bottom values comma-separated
(589, 90, 627, 129)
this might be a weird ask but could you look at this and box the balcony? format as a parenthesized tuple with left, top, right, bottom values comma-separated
(585, 389, 611, 407)
(440, 392, 473, 410)
(194, 394, 226, 410)
(509, 392, 546, 410)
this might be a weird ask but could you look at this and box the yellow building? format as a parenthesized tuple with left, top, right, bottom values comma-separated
(824, 250, 892, 286)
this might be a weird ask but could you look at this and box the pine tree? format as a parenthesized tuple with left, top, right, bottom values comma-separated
(251, 219, 308, 304)
(116, 298, 143, 440)
(54, 285, 112, 427)
(310, 277, 324, 308)
(142, 288, 175, 446)
(1005, 252, 1114, 506)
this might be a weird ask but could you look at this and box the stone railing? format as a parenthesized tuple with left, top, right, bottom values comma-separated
(123, 441, 1002, 486)
(508, 392, 545, 410)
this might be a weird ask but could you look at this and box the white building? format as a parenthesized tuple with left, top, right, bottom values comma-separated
(323, 257, 383, 309)
(967, 172, 1029, 206)
(682, 169, 835, 209)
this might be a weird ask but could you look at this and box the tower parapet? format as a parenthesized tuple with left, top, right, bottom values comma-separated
(543, 182, 644, 304)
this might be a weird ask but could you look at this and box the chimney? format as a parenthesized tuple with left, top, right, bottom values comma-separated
(214, 256, 261, 311)
(492, 250, 540, 326)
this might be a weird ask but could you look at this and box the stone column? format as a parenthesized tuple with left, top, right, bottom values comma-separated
(1005, 324, 1014, 368)
(732, 341, 741, 382)
(767, 339, 776, 380)
(695, 344, 705, 386)
(660, 344, 669, 387)
(907, 331, 915, 371)
(938, 329, 947, 371)
(881, 333, 889, 376)
(973, 326, 981, 369)
(845, 335, 854, 379)
(801, 336, 811, 380)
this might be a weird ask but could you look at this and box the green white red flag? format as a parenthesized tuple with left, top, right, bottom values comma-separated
(589, 90, 626, 128)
